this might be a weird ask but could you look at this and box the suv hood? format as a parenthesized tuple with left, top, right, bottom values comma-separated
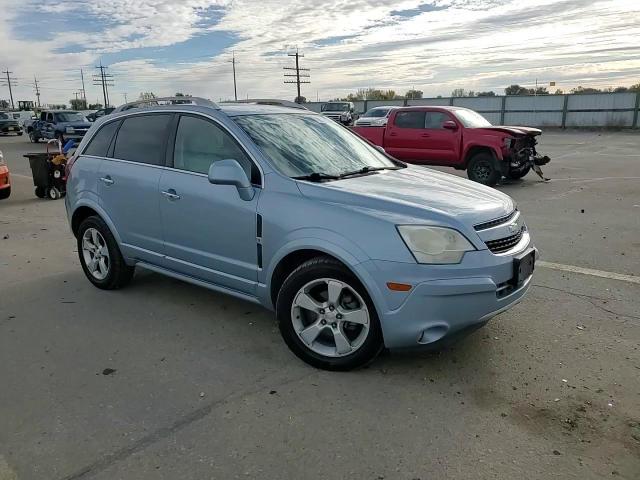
(476, 126, 541, 137)
(296, 166, 514, 226)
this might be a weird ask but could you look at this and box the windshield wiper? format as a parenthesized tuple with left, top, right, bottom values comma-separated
(338, 165, 403, 178)
(292, 172, 341, 182)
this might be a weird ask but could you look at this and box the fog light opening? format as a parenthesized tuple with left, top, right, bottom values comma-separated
(418, 324, 449, 344)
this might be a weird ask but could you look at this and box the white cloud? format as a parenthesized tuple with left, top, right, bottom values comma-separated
(0, 0, 639, 106)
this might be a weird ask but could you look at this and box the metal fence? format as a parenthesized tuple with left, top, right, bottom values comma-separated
(304, 92, 640, 128)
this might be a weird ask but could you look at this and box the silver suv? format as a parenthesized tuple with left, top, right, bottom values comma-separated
(65, 97, 536, 370)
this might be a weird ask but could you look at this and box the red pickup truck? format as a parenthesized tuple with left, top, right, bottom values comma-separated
(351, 106, 550, 186)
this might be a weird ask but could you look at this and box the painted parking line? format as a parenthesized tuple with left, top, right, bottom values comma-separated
(538, 260, 640, 285)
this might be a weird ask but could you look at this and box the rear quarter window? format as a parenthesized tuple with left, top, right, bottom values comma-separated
(113, 114, 171, 165)
(83, 121, 120, 157)
(395, 111, 426, 129)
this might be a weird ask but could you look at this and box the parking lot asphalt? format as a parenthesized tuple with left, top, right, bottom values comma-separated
(1, 131, 639, 480)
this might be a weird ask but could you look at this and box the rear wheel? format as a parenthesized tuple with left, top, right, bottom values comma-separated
(0, 187, 10, 200)
(77, 216, 135, 290)
(276, 256, 383, 371)
(467, 152, 501, 186)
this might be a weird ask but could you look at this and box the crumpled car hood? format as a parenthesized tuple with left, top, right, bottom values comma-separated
(475, 126, 542, 137)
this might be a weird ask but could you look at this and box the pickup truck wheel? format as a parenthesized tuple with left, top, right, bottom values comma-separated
(29, 132, 39, 143)
(276, 256, 383, 371)
(506, 166, 530, 180)
(467, 153, 501, 186)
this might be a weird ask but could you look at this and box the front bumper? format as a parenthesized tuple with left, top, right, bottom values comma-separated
(0, 126, 22, 134)
(359, 246, 536, 349)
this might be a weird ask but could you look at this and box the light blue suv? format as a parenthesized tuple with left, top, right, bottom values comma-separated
(65, 97, 536, 370)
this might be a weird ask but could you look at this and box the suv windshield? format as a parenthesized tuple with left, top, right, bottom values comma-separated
(321, 103, 349, 112)
(454, 109, 492, 128)
(234, 114, 397, 178)
(363, 108, 389, 118)
(54, 112, 87, 122)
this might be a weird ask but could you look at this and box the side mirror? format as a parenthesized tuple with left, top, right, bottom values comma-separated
(208, 159, 254, 201)
(443, 120, 458, 130)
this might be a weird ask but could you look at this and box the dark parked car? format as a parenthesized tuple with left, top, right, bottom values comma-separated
(0, 112, 23, 136)
(29, 110, 92, 143)
(86, 107, 115, 122)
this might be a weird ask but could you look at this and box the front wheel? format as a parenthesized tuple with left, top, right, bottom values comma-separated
(77, 216, 135, 290)
(29, 132, 39, 143)
(506, 166, 530, 180)
(467, 153, 501, 186)
(276, 257, 383, 371)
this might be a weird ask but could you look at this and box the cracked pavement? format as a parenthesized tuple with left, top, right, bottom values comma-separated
(1, 131, 639, 479)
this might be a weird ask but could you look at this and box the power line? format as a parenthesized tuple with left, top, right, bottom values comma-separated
(283, 48, 310, 103)
(2, 68, 18, 109)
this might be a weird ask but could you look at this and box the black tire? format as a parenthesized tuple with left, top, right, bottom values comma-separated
(35, 187, 46, 198)
(0, 187, 10, 200)
(29, 132, 39, 143)
(17, 131, 23, 136)
(467, 152, 501, 186)
(506, 166, 530, 180)
(276, 256, 383, 371)
(77, 216, 135, 290)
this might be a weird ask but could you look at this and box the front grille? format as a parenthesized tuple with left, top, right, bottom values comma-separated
(474, 209, 518, 231)
(485, 228, 524, 253)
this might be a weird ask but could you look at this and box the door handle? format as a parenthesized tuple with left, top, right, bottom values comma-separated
(161, 189, 181, 200)
(389, 132, 398, 136)
(421, 133, 430, 137)
(99, 176, 114, 185)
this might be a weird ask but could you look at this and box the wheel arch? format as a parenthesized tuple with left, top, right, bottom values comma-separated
(463, 144, 502, 168)
(70, 201, 123, 245)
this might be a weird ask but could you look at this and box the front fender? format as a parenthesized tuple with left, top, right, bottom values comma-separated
(463, 141, 503, 163)
(257, 230, 385, 313)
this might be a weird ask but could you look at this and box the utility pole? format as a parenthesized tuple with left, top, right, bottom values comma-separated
(2, 68, 17, 110)
(93, 63, 114, 107)
(283, 48, 310, 103)
(80, 69, 87, 108)
(122, 92, 128, 103)
(33, 76, 41, 108)
(228, 51, 238, 101)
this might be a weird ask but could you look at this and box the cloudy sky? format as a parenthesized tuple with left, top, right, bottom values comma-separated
(1, 0, 639, 107)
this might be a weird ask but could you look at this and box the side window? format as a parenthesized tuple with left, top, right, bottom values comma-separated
(113, 114, 171, 165)
(424, 112, 450, 129)
(46, 113, 54, 122)
(83, 121, 120, 157)
(173, 115, 259, 183)
(395, 111, 426, 129)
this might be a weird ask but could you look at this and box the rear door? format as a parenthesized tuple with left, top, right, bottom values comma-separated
(384, 110, 429, 162)
(421, 111, 461, 165)
(98, 113, 172, 264)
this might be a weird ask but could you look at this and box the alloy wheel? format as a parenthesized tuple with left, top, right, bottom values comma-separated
(81, 228, 110, 280)
(291, 278, 370, 357)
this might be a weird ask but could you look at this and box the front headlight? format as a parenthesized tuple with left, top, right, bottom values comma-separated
(397, 225, 475, 264)
(66, 127, 75, 134)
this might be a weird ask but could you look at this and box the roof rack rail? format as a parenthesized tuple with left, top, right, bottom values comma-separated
(113, 96, 219, 113)
(221, 99, 308, 110)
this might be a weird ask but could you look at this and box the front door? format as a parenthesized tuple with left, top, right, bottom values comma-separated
(421, 111, 461, 165)
(159, 114, 261, 295)
(98, 113, 172, 263)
